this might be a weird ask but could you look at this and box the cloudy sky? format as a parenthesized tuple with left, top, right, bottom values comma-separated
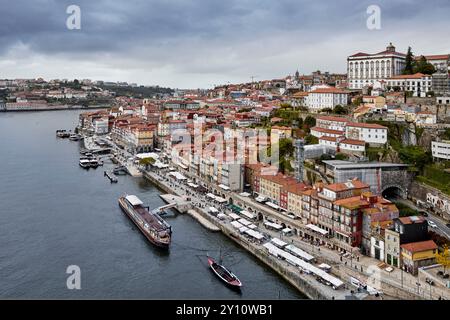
(0, 0, 449, 88)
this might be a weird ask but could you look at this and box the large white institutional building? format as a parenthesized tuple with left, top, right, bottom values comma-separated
(347, 43, 406, 90)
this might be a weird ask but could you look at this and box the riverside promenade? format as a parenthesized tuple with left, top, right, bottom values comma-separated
(142, 168, 364, 300)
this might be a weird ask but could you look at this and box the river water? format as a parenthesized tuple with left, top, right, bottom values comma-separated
(0, 110, 304, 299)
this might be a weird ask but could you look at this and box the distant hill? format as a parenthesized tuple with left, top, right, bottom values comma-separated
(99, 84, 174, 98)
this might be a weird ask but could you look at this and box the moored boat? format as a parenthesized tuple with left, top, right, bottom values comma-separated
(89, 158, 99, 168)
(118, 195, 172, 249)
(79, 159, 90, 169)
(207, 256, 242, 289)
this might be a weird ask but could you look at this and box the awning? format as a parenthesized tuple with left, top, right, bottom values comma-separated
(135, 152, 159, 160)
(206, 193, 216, 199)
(230, 221, 243, 229)
(282, 227, 293, 234)
(238, 218, 251, 226)
(218, 184, 230, 191)
(271, 237, 288, 248)
(208, 207, 219, 213)
(239, 192, 251, 197)
(255, 196, 267, 203)
(244, 229, 265, 240)
(228, 213, 240, 220)
(215, 196, 228, 203)
(239, 226, 249, 233)
(266, 202, 280, 210)
(306, 224, 328, 236)
(187, 182, 199, 188)
(248, 224, 258, 230)
(240, 210, 256, 220)
(264, 221, 283, 230)
(169, 171, 187, 180)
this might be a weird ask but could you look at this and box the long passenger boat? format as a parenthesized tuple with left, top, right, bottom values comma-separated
(118, 195, 172, 249)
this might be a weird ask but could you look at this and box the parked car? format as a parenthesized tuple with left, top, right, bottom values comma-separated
(419, 211, 428, 217)
(428, 220, 437, 228)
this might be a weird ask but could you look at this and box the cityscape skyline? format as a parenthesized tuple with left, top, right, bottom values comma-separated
(1, 0, 450, 88)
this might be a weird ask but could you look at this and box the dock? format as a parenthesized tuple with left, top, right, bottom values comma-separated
(104, 170, 118, 183)
(159, 194, 192, 213)
(187, 209, 220, 232)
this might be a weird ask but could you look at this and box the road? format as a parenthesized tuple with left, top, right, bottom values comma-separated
(392, 197, 450, 239)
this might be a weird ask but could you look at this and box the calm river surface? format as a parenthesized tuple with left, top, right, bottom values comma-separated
(0, 110, 304, 299)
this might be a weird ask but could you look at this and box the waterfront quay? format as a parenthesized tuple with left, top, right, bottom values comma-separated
(141, 160, 450, 301)
(79, 132, 449, 300)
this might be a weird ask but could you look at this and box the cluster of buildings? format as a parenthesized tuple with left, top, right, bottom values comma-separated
(310, 116, 387, 155)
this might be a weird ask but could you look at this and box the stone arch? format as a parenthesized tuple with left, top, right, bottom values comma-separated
(382, 184, 406, 199)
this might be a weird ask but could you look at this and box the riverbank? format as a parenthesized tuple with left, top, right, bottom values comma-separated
(0, 104, 111, 112)
(142, 169, 347, 300)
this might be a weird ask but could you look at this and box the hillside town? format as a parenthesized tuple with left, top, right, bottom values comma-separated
(2, 43, 450, 299)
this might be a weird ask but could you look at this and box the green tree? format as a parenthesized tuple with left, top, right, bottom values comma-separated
(304, 134, 318, 145)
(304, 115, 316, 128)
(333, 105, 347, 114)
(279, 138, 294, 158)
(413, 56, 436, 75)
(403, 47, 414, 75)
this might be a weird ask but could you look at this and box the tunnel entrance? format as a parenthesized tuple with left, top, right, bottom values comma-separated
(382, 186, 405, 200)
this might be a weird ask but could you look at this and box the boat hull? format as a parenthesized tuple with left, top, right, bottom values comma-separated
(118, 198, 170, 249)
(208, 257, 242, 289)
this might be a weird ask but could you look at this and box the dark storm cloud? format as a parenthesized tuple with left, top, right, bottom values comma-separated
(0, 0, 449, 87)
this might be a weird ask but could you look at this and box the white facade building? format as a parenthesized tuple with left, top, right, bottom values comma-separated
(345, 122, 387, 145)
(432, 141, 450, 160)
(385, 73, 432, 97)
(93, 117, 109, 134)
(347, 43, 406, 90)
(306, 87, 349, 112)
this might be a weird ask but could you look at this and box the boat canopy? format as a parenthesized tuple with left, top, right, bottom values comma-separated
(306, 224, 329, 236)
(125, 195, 144, 206)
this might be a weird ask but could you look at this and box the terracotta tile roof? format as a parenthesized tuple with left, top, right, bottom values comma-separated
(401, 240, 437, 253)
(325, 179, 369, 192)
(415, 54, 449, 61)
(398, 216, 426, 225)
(340, 139, 365, 146)
(311, 127, 344, 135)
(319, 136, 337, 142)
(317, 116, 349, 123)
(389, 73, 430, 80)
(310, 87, 349, 94)
(346, 122, 387, 129)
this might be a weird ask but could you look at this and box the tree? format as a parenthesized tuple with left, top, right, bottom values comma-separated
(333, 105, 347, 114)
(321, 108, 333, 114)
(279, 138, 294, 158)
(413, 56, 436, 75)
(436, 246, 450, 273)
(403, 47, 414, 75)
(304, 115, 316, 128)
(297, 117, 304, 128)
(304, 134, 318, 145)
